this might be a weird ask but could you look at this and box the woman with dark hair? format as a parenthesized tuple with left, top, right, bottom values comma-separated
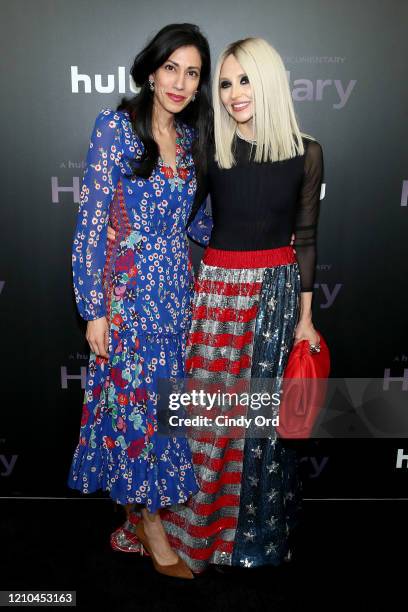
(67, 23, 213, 579)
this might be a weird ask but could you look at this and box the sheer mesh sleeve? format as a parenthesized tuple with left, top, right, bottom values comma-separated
(72, 108, 123, 320)
(186, 172, 213, 247)
(293, 139, 324, 292)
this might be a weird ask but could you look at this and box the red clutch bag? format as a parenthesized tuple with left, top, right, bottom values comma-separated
(276, 332, 330, 439)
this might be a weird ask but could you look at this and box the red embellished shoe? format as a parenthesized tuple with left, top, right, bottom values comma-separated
(110, 511, 150, 556)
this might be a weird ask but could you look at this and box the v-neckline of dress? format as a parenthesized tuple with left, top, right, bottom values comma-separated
(158, 122, 184, 177)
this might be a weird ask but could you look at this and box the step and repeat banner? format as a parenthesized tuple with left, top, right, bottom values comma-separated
(1, 0, 407, 499)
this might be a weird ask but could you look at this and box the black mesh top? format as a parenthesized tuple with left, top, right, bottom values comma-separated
(193, 134, 324, 292)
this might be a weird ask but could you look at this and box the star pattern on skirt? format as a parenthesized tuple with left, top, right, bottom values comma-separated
(267, 461, 279, 474)
(248, 476, 259, 487)
(251, 445, 262, 459)
(266, 516, 278, 529)
(246, 502, 257, 515)
(267, 489, 279, 502)
(265, 542, 278, 555)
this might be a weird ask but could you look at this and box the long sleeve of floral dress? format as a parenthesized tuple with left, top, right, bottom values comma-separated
(293, 139, 324, 292)
(72, 109, 123, 320)
(186, 197, 213, 247)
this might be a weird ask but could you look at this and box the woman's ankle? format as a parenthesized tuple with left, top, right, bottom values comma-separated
(141, 508, 160, 525)
(124, 503, 136, 518)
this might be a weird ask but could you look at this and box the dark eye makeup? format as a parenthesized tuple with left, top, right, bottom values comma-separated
(219, 75, 250, 88)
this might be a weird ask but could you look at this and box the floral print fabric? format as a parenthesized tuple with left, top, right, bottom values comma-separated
(67, 107, 212, 512)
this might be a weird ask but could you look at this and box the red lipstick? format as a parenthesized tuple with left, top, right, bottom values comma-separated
(166, 93, 186, 103)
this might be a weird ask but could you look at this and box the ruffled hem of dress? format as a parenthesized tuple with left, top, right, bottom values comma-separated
(67, 441, 199, 513)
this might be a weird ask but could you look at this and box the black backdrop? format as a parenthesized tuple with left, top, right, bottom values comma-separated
(1, 0, 407, 500)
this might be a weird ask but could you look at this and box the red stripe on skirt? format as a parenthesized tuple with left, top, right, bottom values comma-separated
(193, 448, 243, 470)
(199, 470, 242, 494)
(203, 245, 297, 268)
(185, 494, 240, 516)
(195, 279, 262, 297)
(193, 304, 259, 323)
(187, 330, 254, 349)
(186, 353, 251, 374)
(167, 534, 234, 560)
(167, 515, 237, 538)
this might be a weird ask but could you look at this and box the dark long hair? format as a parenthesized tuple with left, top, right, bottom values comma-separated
(117, 23, 213, 182)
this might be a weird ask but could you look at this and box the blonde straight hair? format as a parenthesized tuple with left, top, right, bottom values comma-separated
(213, 37, 306, 168)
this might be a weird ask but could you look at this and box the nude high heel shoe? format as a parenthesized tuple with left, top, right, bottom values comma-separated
(135, 520, 194, 579)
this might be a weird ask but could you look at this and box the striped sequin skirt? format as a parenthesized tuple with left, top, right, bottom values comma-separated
(161, 245, 303, 572)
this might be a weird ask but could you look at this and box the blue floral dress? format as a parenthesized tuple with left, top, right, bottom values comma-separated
(67, 107, 212, 512)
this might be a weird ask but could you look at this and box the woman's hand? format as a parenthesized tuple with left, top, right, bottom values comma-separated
(107, 225, 116, 242)
(294, 317, 320, 348)
(86, 316, 109, 359)
(294, 290, 319, 348)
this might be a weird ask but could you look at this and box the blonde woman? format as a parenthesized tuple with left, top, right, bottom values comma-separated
(109, 37, 323, 573)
